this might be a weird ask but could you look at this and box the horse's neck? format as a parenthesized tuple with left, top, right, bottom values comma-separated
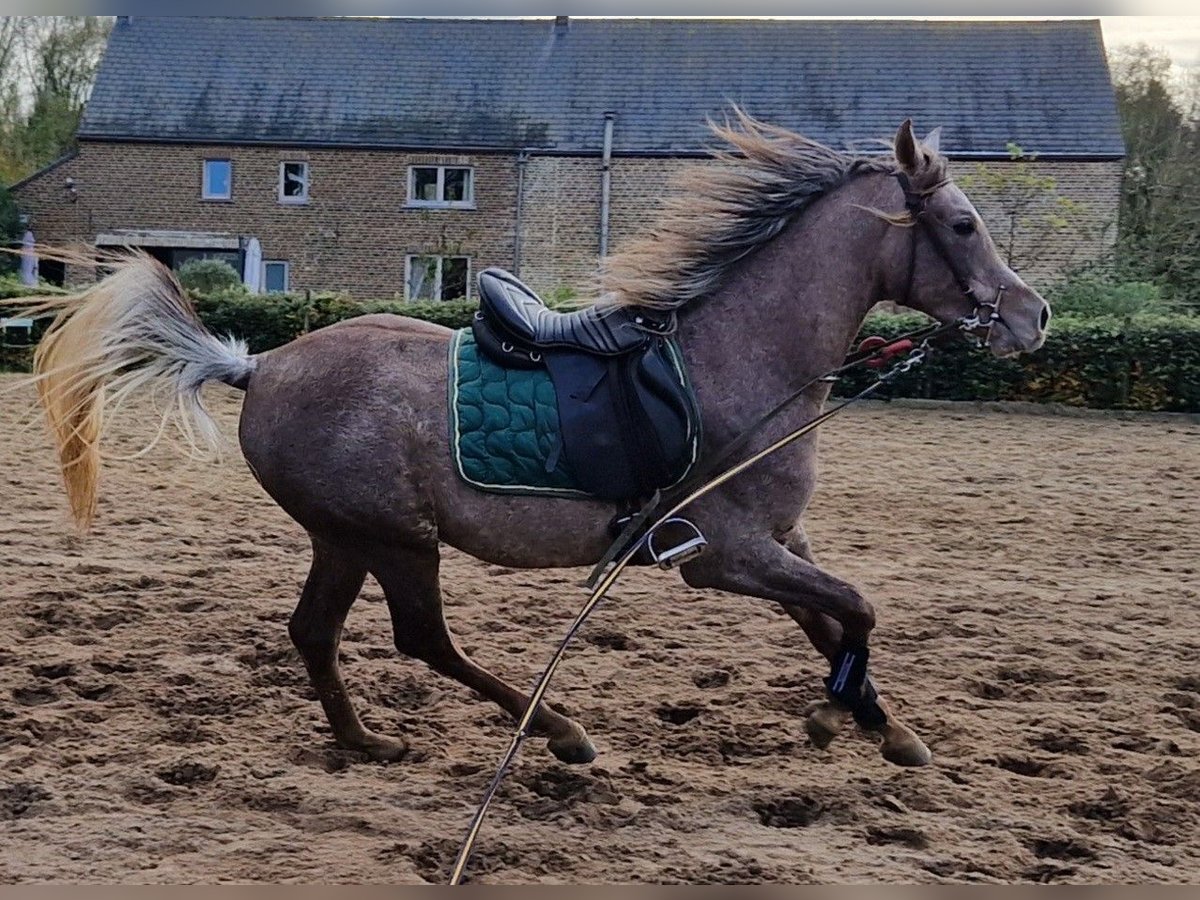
(676, 175, 892, 443)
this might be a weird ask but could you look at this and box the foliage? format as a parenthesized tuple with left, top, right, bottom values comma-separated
(190, 288, 477, 354)
(176, 258, 243, 295)
(0, 271, 66, 298)
(1044, 273, 1175, 318)
(839, 313, 1200, 412)
(545, 284, 579, 306)
(0, 274, 65, 371)
(959, 143, 1096, 275)
(0, 17, 112, 184)
(1109, 44, 1200, 310)
(0, 181, 19, 274)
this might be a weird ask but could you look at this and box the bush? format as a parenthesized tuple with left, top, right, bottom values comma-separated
(177, 258, 244, 295)
(1045, 274, 1174, 318)
(0, 273, 68, 300)
(191, 289, 478, 353)
(0, 183, 20, 277)
(839, 312, 1200, 412)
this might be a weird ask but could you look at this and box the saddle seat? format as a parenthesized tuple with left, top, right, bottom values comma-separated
(476, 268, 669, 357)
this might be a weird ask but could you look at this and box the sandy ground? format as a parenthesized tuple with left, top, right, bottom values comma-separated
(1, 375, 1198, 884)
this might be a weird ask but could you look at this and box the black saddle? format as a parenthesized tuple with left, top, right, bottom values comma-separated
(472, 268, 700, 502)
(476, 268, 662, 358)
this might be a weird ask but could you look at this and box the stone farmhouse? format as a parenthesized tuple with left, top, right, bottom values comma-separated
(12, 16, 1124, 299)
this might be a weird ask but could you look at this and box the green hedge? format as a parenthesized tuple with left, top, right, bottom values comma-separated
(191, 289, 477, 352)
(194, 293, 1195, 412)
(840, 312, 1200, 412)
(3, 283, 1198, 412)
(0, 276, 68, 300)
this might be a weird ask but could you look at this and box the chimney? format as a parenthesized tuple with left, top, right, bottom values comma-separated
(554, 16, 570, 35)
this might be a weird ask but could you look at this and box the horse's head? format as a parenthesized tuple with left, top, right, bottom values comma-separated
(888, 120, 1051, 357)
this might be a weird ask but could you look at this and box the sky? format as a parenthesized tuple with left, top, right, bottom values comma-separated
(1098, 16, 1200, 68)
(857, 16, 1200, 69)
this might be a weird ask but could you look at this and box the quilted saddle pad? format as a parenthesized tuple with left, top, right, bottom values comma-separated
(448, 328, 586, 497)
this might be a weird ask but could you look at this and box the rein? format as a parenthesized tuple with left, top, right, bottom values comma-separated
(448, 170, 1001, 885)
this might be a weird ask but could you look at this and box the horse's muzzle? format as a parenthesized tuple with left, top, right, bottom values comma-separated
(988, 295, 1050, 358)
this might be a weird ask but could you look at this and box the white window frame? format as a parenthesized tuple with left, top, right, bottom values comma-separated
(406, 165, 474, 209)
(201, 158, 232, 200)
(261, 260, 290, 293)
(404, 255, 471, 302)
(278, 161, 310, 204)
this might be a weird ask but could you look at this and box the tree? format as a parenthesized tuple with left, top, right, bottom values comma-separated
(959, 143, 1096, 275)
(0, 181, 19, 274)
(0, 16, 111, 184)
(1109, 43, 1200, 307)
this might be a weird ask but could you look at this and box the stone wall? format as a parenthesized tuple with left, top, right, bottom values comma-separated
(13, 141, 522, 297)
(518, 156, 1123, 295)
(15, 140, 1121, 299)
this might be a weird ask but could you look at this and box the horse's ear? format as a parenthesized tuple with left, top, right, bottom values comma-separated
(922, 127, 942, 155)
(894, 119, 919, 173)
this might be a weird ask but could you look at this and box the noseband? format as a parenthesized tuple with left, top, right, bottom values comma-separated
(893, 171, 1008, 348)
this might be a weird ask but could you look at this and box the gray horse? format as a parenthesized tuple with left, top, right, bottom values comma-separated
(26, 116, 1049, 771)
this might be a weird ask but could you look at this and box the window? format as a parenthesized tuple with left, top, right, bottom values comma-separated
(407, 166, 474, 208)
(406, 255, 469, 301)
(262, 260, 289, 293)
(171, 249, 241, 271)
(202, 159, 232, 200)
(279, 161, 309, 203)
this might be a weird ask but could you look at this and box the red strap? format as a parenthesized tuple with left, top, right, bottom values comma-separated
(865, 339, 914, 369)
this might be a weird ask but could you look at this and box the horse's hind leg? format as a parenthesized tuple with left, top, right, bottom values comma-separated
(370, 547, 597, 764)
(289, 537, 409, 762)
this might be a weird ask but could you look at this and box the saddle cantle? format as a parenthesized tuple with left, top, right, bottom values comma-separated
(468, 267, 700, 502)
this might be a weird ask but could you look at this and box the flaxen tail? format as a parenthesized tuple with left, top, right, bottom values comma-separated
(18, 252, 255, 528)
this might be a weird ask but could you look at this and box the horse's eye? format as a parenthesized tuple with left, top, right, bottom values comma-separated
(952, 219, 976, 237)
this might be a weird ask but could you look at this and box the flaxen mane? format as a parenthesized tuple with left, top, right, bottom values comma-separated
(601, 109, 931, 310)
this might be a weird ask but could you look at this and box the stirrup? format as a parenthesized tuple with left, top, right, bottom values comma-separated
(645, 517, 707, 569)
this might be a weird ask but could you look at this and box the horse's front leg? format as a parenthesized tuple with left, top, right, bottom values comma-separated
(681, 533, 931, 767)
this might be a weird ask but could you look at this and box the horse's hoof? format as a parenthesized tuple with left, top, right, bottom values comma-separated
(547, 725, 597, 765)
(804, 701, 851, 750)
(879, 725, 932, 767)
(358, 733, 410, 763)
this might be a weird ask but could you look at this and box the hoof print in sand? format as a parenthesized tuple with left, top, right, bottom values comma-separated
(692, 669, 731, 689)
(656, 703, 702, 726)
(1, 783, 51, 820)
(156, 760, 219, 786)
(753, 795, 823, 828)
(866, 825, 930, 849)
(1027, 836, 1097, 862)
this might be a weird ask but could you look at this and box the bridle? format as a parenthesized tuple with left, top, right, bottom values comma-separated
(893, 171, 1008, 349)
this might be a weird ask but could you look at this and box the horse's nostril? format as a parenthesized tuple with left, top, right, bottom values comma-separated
(1039, 304, 1051, 330)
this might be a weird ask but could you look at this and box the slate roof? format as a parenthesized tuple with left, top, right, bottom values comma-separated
(79, 17, 1125, 158)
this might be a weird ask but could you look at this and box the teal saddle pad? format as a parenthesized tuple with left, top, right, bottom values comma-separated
(448, 328, 698, 498)
(448, 328, 586, 497)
